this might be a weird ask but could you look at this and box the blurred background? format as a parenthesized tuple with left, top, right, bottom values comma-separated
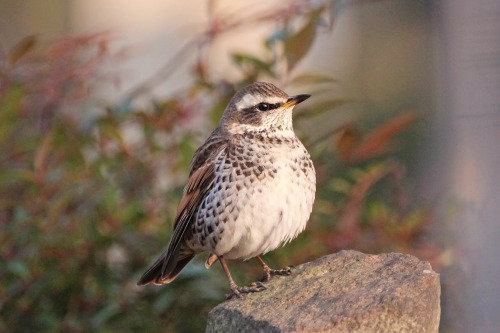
(1, 0, 499, 332)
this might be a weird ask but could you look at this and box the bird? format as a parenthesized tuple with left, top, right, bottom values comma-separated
(137, 82, 316, 297)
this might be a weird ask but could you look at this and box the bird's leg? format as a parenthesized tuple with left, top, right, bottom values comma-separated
(256, 256, 293, 283)
(218, 256, 266, 299)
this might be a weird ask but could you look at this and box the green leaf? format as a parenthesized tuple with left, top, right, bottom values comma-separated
(8, 35, 37, 67)
(290, 73, 338, 85)
(284, 9, 322, 71)
(7, 261, 30, 279)
(293, 97, 354, 120)
(330, 177, 352, 194)
(231, 53, 274, 76)
(153, 292, 175, 312)
(91, 303, 120, 328)
(0, 85, 24, 143)
(0, 169, 38, 184)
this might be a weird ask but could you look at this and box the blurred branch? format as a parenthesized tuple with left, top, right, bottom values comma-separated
(122, 0, 333, 101)
(123, 0, 391, 101)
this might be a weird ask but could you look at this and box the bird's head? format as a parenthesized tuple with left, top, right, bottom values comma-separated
(220, 82, 310, 134)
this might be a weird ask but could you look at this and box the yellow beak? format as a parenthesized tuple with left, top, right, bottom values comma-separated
(282, 94, 311, 108)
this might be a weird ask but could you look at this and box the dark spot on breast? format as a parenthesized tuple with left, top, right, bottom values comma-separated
(207, 224, 214, 233)
(243, 170, 251, 177)
(245, 161, 254, 168)
(236, 169, 242, 176)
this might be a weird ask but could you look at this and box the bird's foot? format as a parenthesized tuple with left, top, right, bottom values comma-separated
(260, 265, 294, 283)
(226, 281, 267, 299)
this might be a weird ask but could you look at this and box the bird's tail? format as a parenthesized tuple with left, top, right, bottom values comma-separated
(137, 249, 194, 286)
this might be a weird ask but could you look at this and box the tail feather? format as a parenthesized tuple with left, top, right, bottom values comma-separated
(137, 251, 194, 286)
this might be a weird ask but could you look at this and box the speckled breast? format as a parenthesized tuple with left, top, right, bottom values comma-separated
(188, 131, 316, 260)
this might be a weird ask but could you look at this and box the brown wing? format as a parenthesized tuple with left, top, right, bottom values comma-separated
(137, 129, 227, 285)
(173, 128, 227, 229)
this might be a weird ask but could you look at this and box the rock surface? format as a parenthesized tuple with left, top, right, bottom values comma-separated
(206, 250, 440, 332)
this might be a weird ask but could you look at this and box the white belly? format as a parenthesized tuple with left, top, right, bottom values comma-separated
(224, 163, 315, 260)
(194, 137, 316, 260)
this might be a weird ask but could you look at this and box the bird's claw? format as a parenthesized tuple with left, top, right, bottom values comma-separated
(275, 265, 294, 276)
(260, 265, 294, 282)
(226, 281, 267, 299)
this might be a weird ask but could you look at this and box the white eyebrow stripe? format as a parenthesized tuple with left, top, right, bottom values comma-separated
(236, 94, 259, 109)
(265, 96, 286, 105)
(235, 94, 285, 110)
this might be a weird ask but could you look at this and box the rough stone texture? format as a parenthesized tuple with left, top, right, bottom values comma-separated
(206, 250, 440, 333)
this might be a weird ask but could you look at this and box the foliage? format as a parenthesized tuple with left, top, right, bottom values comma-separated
(0, 1, 440, 332)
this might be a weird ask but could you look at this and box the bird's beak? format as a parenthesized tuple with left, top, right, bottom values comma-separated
(282, 94, 311, 108)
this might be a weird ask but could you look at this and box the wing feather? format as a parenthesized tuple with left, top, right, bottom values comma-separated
(137, 130, 227, 285)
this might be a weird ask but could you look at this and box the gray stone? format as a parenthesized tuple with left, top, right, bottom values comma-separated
(206, 250, 440, 332)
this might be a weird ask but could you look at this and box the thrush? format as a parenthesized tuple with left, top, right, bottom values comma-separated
(137, 82, 316, 297)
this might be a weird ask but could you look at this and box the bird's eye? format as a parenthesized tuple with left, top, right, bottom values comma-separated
(257, 103, 270, 111)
